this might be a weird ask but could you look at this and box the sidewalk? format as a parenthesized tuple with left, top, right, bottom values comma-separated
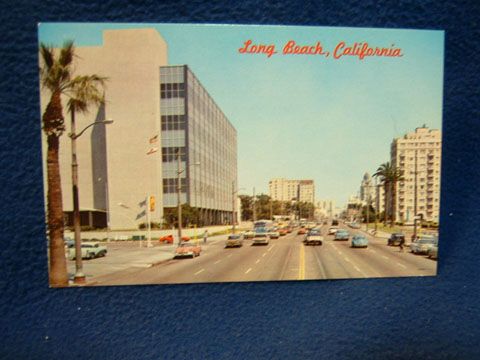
(68, 233, 229, 284)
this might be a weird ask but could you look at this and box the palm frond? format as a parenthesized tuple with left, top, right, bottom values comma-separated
(59, 40, 75, 67)
(40, 43, 54, 69)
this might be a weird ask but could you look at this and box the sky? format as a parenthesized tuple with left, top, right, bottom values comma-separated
(38, 23, 444, 208)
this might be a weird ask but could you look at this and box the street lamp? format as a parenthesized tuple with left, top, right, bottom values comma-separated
(70, 118, 113, 285)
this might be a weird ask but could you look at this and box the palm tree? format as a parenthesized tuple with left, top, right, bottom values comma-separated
(373, 162, 393, 226)
(40, 41, 106, 287)
(373, 162, 404, 226)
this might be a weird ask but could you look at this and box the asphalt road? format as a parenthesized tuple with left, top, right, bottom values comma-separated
(93, 225, 437, 286)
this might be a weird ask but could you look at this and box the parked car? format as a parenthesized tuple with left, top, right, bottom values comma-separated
(427, 245, 438, 260)
(159, 234, 190, 244)
(244, 230, 256, 239)
(303, 229, 323, 246)
(328, 226, 339, 235)
(225, 234, 244, 248)
(334, 229, 350, 241)
(388, 233, 406, 246)
(68, 242, 107, 260)
(351, 235, 368, 248)
(174, 242, 201, 258)
(253, 227, 270, 245)
(410, 236, 437, 255)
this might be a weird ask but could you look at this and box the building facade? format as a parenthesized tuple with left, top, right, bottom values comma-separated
(41, 28, 237, 230)
(359, 172, 384, 214)
(391, 126, 442, 223)
(160, 65, 237, 225)
(269, 178, 315, 204)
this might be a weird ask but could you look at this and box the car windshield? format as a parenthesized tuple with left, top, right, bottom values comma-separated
(354, 236, 366, 240)
(308, 230, 321, 236)
(228, 235, 241, 239)
(179, 243, 194, 247)
(256, 227, 268, 234)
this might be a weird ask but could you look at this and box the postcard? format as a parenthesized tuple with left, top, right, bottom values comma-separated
(38, 23, 444, 287)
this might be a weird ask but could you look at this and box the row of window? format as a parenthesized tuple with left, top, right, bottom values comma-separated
(163, 178, 187, 194)
(162, 147, 187, 162)
(161, 115, 186, 131)
(161, 82, 185, 99)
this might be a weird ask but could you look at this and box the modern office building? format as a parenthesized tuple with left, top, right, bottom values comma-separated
(160, 65, 237, 225)
(391, 126, 442, 223)
(269, 178, 315, 204)
(316, 199, 335, 218)
(40, 28, 237, 230)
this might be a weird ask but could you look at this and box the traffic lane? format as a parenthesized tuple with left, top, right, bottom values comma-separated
(238, 233, 301, 282)
(100, 232, 300, 285)
(340, 226, 436, 275)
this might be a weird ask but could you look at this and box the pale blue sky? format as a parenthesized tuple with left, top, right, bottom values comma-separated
(38, 23, 444, 207)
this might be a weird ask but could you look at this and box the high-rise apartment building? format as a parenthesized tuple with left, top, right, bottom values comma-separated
(269, 178, 315, 204)
(359, 172, 384, 214)
(40, 28, 237, 229)
(391, 126, 441, 223)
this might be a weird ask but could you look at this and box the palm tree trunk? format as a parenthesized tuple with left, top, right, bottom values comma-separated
(47, 133, 68, 286)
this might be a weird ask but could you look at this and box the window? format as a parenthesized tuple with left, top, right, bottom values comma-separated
(163, 178, 187, 193)
(160, 82, 185, 99)
(161, 115, 186, 131)
(161, 147, 187, 162)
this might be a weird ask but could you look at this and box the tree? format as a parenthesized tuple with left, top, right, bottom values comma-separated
(40, 41, 106, 286)
(373, 161, 404, 226)
(239, 195, 253, 220)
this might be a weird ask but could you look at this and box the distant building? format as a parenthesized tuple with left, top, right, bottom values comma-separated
(316, 199, 335, 218)
(391, 126, 441, 223)
(359, 172, 384, 214)
(269, 178, 315, 204)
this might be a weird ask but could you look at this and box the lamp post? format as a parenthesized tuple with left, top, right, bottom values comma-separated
(70, 117, 113, 285)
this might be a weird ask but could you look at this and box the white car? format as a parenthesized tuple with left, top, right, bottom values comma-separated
(303, 230, 323, 246)
(68, 242, 107, 260)
(328, 226, 339, 235)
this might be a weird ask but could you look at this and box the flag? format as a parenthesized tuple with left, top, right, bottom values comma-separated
(146, 147, 158, 155)
(135, 209, 146, 220)
(149, 134, 158, 144)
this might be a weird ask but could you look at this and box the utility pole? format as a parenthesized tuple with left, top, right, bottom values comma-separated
(232, 181, 236, 234)
(413, 149, 418, 242)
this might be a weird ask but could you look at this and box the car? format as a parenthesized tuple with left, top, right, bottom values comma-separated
(297, 228, 307, 235)
(328, 226, 339, 235)
(351, 235, 368, 248)
(332, 219, 339, 226)
(174, 242, 202, 258)
(285, 227, 293, 233)
(427, 245, 438, 260)
(387, 233, 405, 246)
(253, 227, 270, 245)
(410, 236, 437, 255)
(268, 228, 280, 239)
(349, 222, 361, 229)
(334, 229, 350, 241)
(303, 229, 323, 246)
(159, 234, 190, 244)
(278, 228, 288, 236)
(225, 234, 244, 248)
(68, 242, 107, 260)
(244, 230, 256, 239)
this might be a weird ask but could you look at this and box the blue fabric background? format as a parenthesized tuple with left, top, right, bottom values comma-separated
(1, 1, 479, 359)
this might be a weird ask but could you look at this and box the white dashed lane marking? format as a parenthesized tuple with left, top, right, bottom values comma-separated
(214, 260, 221, 265)
(194, 269, 205, 275)
(245, 268, 252, 274)
(255, 259, 260, 264)
(397, 262, 407, 269)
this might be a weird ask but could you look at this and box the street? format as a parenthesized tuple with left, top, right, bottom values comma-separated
(87, 225, 437, 286)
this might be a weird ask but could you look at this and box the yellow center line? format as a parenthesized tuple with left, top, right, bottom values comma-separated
(298, 244, 305, 280)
